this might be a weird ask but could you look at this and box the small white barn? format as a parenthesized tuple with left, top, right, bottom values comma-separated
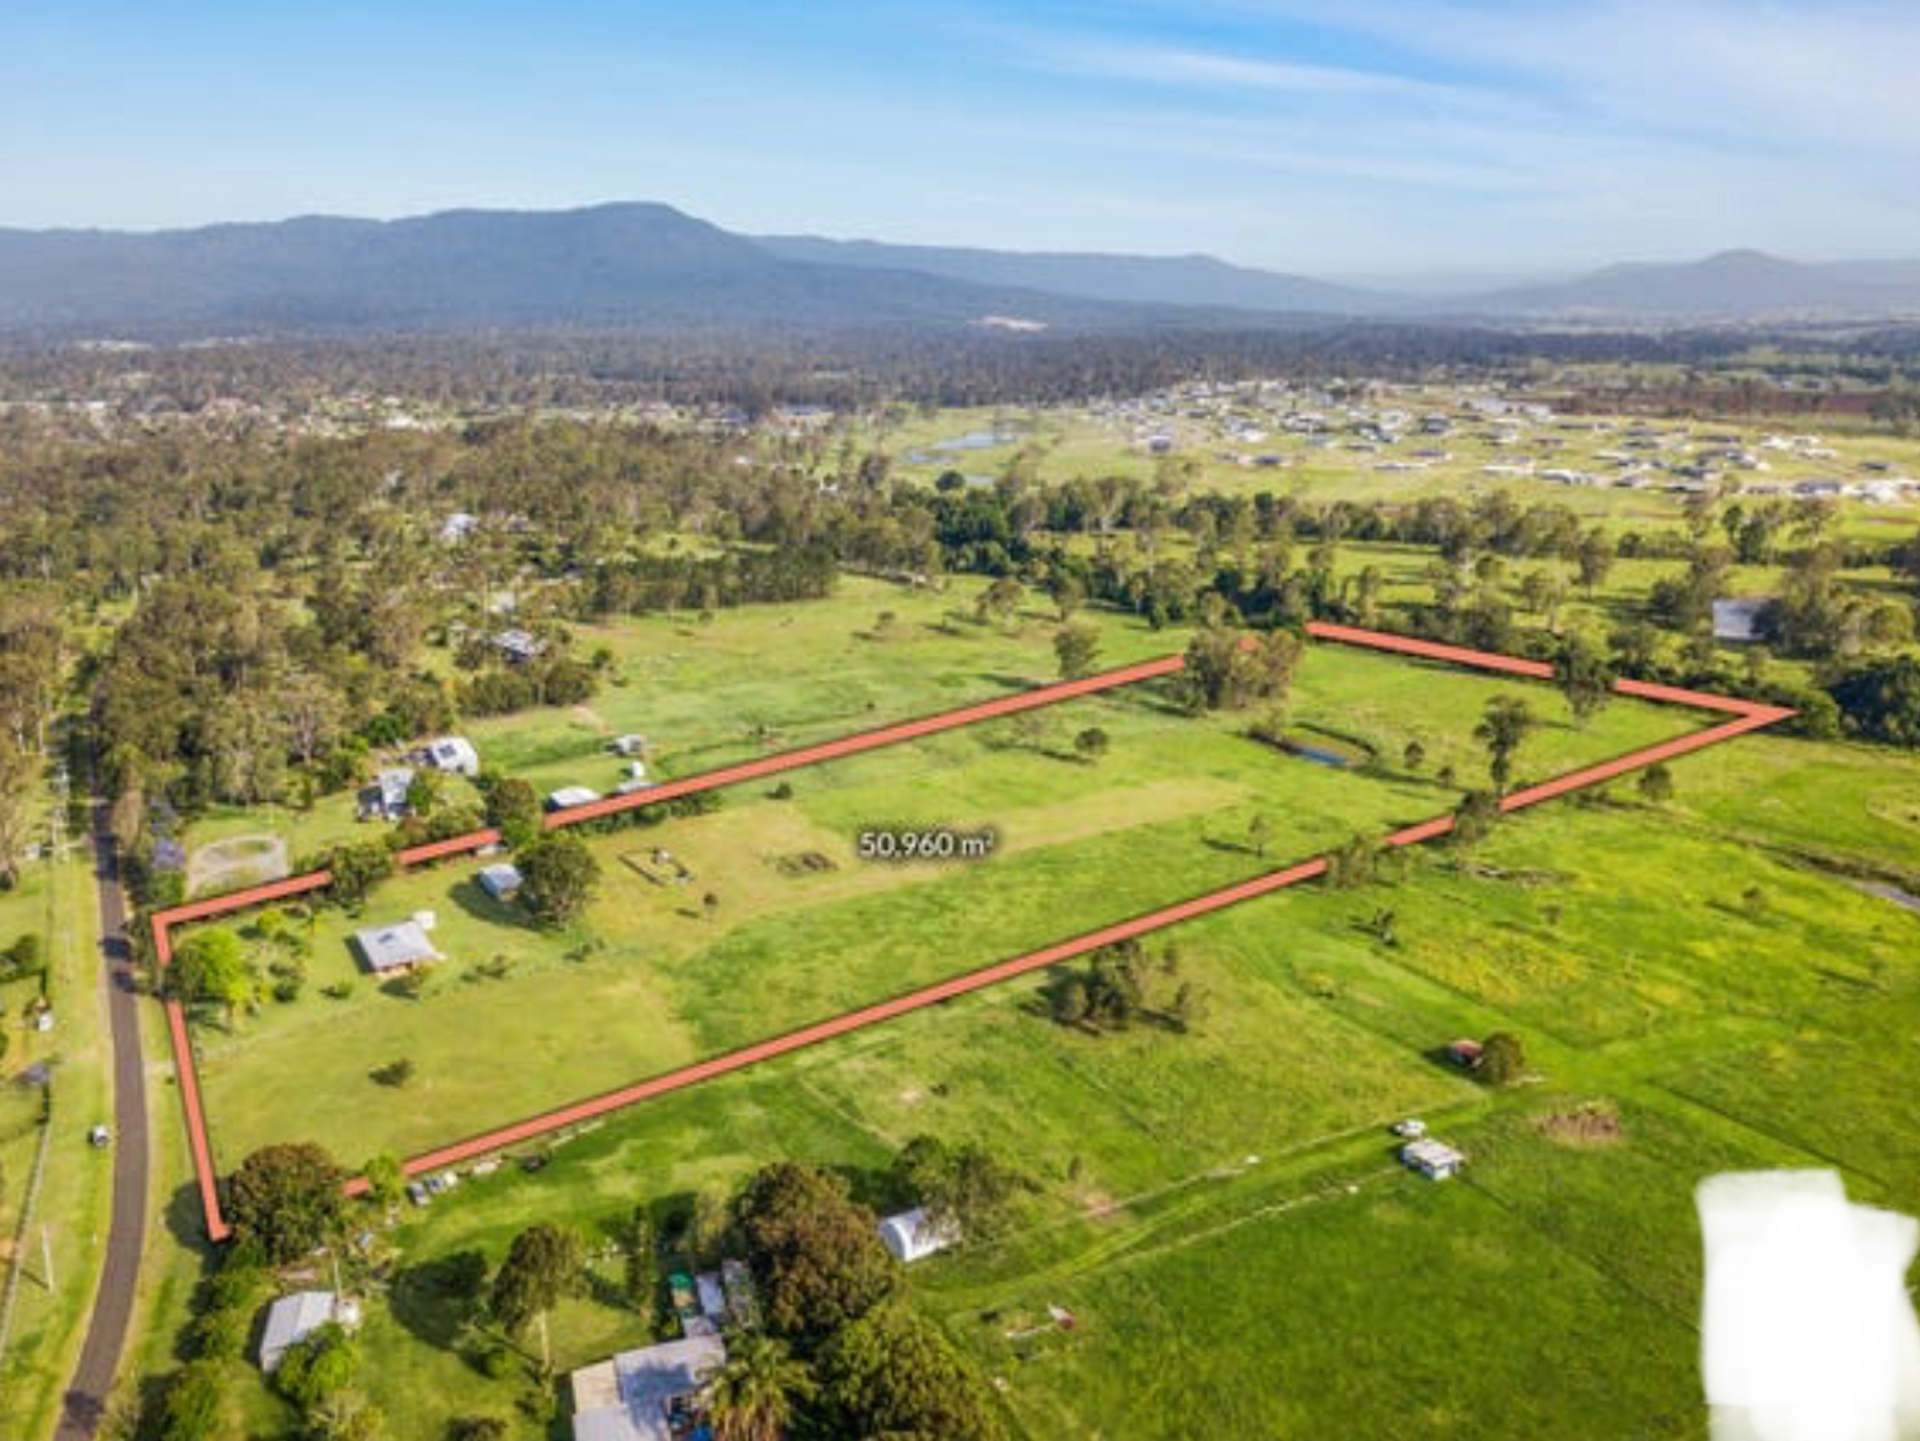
(1712, 598, 1769, 643)
(425, 735, 481, 776)
(493, 628, 548, 665)
(1400, 1138, 1467, 1180)
(877, 1207, 959, 1264)
(258, 1290, 360, 1373)
(477, 863, 524, 901)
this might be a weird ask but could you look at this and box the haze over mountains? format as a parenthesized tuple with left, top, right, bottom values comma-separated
(1471, 249, 1920, 320)
(2, 201, 1917, 339)
(754, 234, 1397, 317)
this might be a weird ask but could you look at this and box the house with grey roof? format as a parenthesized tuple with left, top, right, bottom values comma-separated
(258, 1290, 360, 1373)
(351, 919, 440, 975)
(358, 767, 415, 821)
(569, 1333, 726, 1441)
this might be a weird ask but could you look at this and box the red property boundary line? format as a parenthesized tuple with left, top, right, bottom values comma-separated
(148, 623, 1792, 1240)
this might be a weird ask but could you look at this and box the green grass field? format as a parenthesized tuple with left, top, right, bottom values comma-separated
(180, 619, 1693, 1167)
(0, 846, 110, 1441)
(181, 572, 1193, 869)
(77, 388, 1920, 1441)
(130, 705, 1920, 1438)
(119, 411, 1920, 1440)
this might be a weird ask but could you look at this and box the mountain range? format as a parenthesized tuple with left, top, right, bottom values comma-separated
(2, 201, 1917, 338)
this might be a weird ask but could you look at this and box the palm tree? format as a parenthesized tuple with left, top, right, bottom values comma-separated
(702, 1334, 816, 1441)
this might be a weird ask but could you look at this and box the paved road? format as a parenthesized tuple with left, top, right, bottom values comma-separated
(54, 785, 149, 1441)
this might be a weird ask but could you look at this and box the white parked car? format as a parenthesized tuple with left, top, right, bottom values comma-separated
(1391, 1118, 1427, 1139)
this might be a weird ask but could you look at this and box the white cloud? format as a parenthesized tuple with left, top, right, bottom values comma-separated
(1197, 0, 1920, 150)
(957, 2, 1920, 266)
(1010, 34, 1484, 107)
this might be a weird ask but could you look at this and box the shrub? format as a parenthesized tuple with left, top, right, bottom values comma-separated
(1324, 834, 1381, 889)
(385, 969, 429, 1000)
(189, 1298, 250, 1360)
(1637, 762, 1674, 803)
(275, 1322, 359, 1410)
(1, 933, 44, 978)
(370, 1057, 415, 1087)
(1477, 1032, 1527, 1085)
(156, 1360, 225, 1441)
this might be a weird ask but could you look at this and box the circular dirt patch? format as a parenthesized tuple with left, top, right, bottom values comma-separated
(1536, 1103, 1623, 1147)
(187, 834, 290, 897)
(1868, 788, 1920, 835)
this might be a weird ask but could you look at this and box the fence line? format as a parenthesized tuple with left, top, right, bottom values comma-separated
(0, 1084, 57, 1375)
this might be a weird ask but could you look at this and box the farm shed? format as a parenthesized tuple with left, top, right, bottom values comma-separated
(1401, 1138, 1467, 1180)
(1446, 1038, 1483, 1067)
(352, 919, 440, 975)
(548, 785, 602, 812)
(477, 862, 524, 900)
(878, 1207, 960, 1263)
(493, 628, 548, 665)
(1712, 598, 1769, 643)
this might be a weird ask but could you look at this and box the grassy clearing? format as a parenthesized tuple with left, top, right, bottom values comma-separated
(131, 719, 1920, 1439)
(129, 562, 1920, 1441)
(939, 1164, 1704, 1441)
(181, 636, 1685, 1166)
(108, 401, 1920, 1439)
(0, 849, 110, 1441)
(179, 573, 1183, 865)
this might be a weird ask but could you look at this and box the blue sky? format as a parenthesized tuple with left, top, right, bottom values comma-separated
(5, 0, 1917, 275)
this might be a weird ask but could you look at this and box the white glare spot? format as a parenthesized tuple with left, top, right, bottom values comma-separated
(1699, 1170, 1920, 1441)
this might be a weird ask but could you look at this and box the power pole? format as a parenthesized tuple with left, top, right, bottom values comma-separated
(41, 1225, 54, 1291)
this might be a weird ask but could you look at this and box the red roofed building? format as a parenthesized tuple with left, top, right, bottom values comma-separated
(1446, 1038, 1483, 1067)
